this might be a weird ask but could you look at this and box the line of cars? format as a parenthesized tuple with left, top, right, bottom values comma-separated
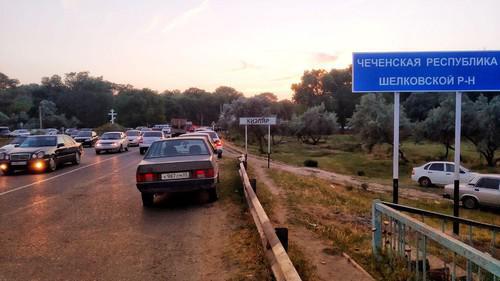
(411, 161, 499, 209)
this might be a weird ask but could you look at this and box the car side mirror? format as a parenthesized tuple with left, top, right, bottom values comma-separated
(57, 143, 65, 148)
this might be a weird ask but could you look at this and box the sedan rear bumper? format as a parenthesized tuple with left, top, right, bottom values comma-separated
(137, 178, 216, 194)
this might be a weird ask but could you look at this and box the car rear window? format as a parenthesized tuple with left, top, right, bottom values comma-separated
(145, 139, 209, 158)
(143, 131, 162, 137)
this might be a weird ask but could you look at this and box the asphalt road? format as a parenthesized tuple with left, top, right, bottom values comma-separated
(0, 147, 231, 280)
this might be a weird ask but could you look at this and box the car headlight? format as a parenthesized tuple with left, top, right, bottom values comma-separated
(32, 151, 45, 159)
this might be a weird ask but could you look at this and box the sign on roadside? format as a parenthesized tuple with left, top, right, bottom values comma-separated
(353, 51, 500, 92)
(239, 116, 277, 168)
(239, 117, 277, 126)
(352, 50, 500, 235)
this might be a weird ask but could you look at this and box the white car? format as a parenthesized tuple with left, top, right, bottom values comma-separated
(139, 131, 165, 155)
(444, 174, 500, 209)
(125, 130, 142, 147)
(9, 129, 30, 137)
(95, 132, 129, 154)
(411, 161, 476, 187)
(197, 130, 223, 157)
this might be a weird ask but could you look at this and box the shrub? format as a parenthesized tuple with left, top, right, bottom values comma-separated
(303, 159, 318, 167)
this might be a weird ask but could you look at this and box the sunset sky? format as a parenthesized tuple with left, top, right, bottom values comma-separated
(1, 0, 500, 99)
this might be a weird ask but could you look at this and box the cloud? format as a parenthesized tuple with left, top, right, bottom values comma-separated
(231, 60, 262, 72)
(162, 0, 209, 33)
(270, 75, 296, 82)
(312, 52, 338, 63)
(60, 0, 81, 11)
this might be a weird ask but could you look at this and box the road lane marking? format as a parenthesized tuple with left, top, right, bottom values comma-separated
(0, 153, 135, 197)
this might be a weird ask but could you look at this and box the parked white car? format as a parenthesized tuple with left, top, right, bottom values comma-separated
(443, 174, 500, 209)
(411, 161, 476, 187)
(9, 129, 30, 137)
(139, 131, 165, 155)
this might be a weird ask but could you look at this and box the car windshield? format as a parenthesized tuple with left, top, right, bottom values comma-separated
(126, 131, 140, 136)
(146, 139, 209, 158)
(77, 131, 92, 137)
(101, 133, 121, 140)
(10, 136, 27, 144)
(19, 136, 57, 147)
(143, 132, 162, 137)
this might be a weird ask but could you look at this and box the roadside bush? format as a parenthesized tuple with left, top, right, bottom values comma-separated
(95, 123, 125, 135)
(303, 159, 318, 167)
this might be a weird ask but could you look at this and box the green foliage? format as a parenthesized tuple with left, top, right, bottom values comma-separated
(349, 94, 412, 155)
(94, 123, 126, 135)
(290, 103, 338, 145)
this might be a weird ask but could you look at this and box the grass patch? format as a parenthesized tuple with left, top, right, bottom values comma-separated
(267, 168, 500, 279)
(218, 157, 273, 281)
(234, 135, 500, 187)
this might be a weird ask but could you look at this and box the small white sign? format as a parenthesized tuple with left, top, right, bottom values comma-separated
(239, 117, 277, 126)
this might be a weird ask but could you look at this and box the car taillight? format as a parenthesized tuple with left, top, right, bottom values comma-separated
(136, 172, 155, 182)
(193, 168, 214, 179)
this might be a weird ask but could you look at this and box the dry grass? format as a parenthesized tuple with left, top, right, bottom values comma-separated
(218, 157, 273, 281)
(267, 168, 500, 280)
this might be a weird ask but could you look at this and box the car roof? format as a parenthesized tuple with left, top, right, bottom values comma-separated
(474, 174, 500, 179)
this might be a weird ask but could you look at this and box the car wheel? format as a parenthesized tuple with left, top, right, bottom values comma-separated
(140, 148, 145, 155)
(141, 193, 154, 207)
(217, 152, 222, 159)
(208, 187, 218, 202)
(47, 157, 57, 172)
(125, 146, 128, 152)
(72, 152, 81, 165)
(119, 145, 123, 153)
(95, 150, 100, 155)
(462, 197, 478, 209)
(418, 177, 432, 187)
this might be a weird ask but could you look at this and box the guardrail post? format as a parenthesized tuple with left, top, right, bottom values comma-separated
(275, 227, 289, 252)
(372, 200, 382, 258)
(250, 179, 257, 193)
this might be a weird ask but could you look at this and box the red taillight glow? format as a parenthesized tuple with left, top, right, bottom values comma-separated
(193, 168, 214, 179)
(136, 172, 155, 182)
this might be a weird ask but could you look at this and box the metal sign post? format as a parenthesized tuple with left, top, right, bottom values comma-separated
(353, 51, 500, 235)
(239, 117, 277, 168)
(453, 92, 462, 234)
(393, 92, 400, 204)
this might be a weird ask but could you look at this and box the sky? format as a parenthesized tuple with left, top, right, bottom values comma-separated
(1, 0, 500, 99)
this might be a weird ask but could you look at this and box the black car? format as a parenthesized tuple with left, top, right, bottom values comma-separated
(0, 135, 83, 175)
(74, 131, 99, 147)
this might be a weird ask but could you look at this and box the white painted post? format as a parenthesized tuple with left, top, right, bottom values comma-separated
(267, 124, 271, 168)
(453, 91, 462, 234)
(393, 92, 400, 203)
(245, 125, 248, 155)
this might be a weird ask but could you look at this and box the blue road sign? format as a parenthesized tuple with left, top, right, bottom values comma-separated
(352, 51, 500, 92)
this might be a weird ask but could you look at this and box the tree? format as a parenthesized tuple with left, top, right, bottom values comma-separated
(403, 93, 443, 122)
(417, 97, 456, 159)
(349, 94, 412, 162)
(290, 104, 338, 145)
(462, 95, 500, 167)
(0, 72, 19, 89)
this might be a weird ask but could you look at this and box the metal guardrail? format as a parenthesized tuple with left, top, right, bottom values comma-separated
(372, 200, 500, 281)
(237, 155, 302, 281)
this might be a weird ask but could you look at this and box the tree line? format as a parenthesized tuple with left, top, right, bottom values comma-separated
(1, 68, 499, 167)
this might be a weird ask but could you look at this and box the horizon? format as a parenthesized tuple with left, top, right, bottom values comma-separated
(2, 0, 500, 99)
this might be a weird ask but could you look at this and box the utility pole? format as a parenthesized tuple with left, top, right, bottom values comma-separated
(39, 105, 43, 129)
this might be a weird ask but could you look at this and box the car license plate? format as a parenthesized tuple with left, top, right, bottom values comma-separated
(161, 172, 189, 180)
(11, 161, 27, 165)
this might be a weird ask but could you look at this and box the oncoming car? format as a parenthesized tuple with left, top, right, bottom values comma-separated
(95, 132, 129, 154)
(0, 135, 82, 175)
(136, 137, 219, 207)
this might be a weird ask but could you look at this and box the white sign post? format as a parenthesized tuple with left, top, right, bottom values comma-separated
(108, 109, 117, 124)
(393, 92, 400, 204)
(239, 117, 277, 168)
